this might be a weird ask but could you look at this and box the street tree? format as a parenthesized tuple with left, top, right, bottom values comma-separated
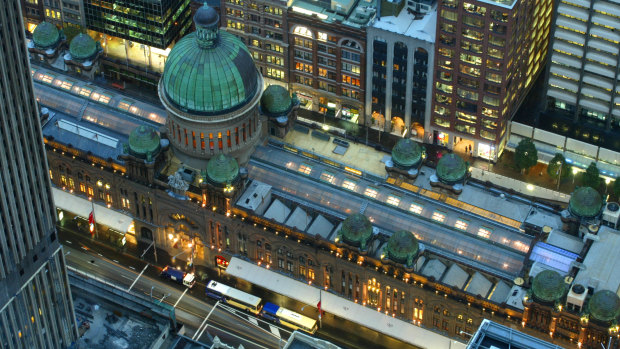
(582, 162, 601, 190)
(514, 138, 538, 174)
(547, 153, 567, 179)
(613, 178, 620, 198)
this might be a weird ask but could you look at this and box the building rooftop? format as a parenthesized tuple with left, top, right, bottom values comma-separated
(290, 0, 378, 28)
(371, 4, 437, 42)
(467, 320, 563, 349)
(573, 225, 620, 294)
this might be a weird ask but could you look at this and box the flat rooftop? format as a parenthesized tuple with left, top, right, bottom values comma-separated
(468, 319, 562, 349)
(573, 225, 620, 295)
(289, 0, 377, 28)
(371, 4, 437, 42)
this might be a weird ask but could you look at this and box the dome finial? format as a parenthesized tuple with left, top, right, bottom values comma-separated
(194, 3, 220, 48)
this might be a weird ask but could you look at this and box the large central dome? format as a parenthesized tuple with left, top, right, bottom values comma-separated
(161, 4, 259, 115)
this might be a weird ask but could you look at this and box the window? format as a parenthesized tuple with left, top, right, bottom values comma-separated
(386, 195, 400, 206)
(455, 219, 469, 230)
(432, 211, 446, 223)
(298, 163, 312, 175)
(341, 51, 361, 63)
(409, 203, 423, 214)
(320, 171, 335, 183)
(342, 179, 356, 191)
(478, 227, 492, 239)
(364, 187, 378, 198)
(293, 26, 313, 38)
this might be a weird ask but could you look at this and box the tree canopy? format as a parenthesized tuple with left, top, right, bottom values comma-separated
(514, 138, 538, 173)
(547, 153, 569, 179)
(582, 162, 601, 190)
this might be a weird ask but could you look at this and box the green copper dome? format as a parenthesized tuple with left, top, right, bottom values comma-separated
(391, 139, 423, 169)
(32, 22, 60, 49)
(532, 270, 566, 303)
(587, 290, 620, 323)
(436, 153, 467, 185)
(569, 187, 603, 218)
(162, 4, 259, 115)
(385, 230, 419, 268)
(128, 126, 161, 159)
(206, 154, 239, 185)
(261, 85, 292, 116)
(339, 213, 373, 250)
(70, 33, 98, 61)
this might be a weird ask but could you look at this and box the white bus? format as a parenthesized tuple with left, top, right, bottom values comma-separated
(261, 302, 318, 334)
(205, 280, 262, 315)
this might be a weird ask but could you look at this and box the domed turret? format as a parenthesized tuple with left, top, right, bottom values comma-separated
(338, 213, 373, 250)
(128, 126, 161, 160)
(569, 187, 603, 219)
(261, 85, 292, 116)
(161, 4, 259, 115)
(69, 33, 98, 61)
(206, 154, 240, 186)
(436, 153, 467, 185)
(531, 270, 566, 303)
(385, 230, 419, 268)
(32, 22, 60, 49)
(587, 290, 620, 323)
(391, 139, 423, 169)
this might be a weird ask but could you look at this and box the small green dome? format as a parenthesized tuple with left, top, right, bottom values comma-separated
(588, 290, 620, 323)
(32, 22, 60, 49)
(162, 5, 259, 115)
(70, 33, 98, 60)
(128, 126, 161, 159)
(339, 213, 373, 250)
(206, 154, 239, 185)
(531, 270, 566, 303)
(261, 85, 292, 116)
(385, 230, 419, 268)
(391, 139, 423, 169)
(436, 153, 467, 185)
(569, 187, 603, 218)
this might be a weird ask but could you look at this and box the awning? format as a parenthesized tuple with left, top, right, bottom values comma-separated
(225, 257, 466, 349)
(52, 187, 133, 233)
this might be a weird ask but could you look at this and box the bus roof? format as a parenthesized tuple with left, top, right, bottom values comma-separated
(277, 307, 316, 330)
(263, 302, 280, 316)
(207, 281, 261, 307)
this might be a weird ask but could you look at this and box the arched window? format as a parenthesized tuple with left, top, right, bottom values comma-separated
(293, 26, 313, 38)
(340, 39, 361, 50)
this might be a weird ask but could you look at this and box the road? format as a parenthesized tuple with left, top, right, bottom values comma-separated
(64, 243, 290, 349)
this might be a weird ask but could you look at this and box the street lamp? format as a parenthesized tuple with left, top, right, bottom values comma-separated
(572, 167, 579, 185)
(605, 177, 612, 195)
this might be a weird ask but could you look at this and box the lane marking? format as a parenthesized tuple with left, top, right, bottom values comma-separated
(65, 240, 73, 244)
(173, 288, 189, 308)
(127, 263, 149, 292)
(129, 266, 136, 270)
(269, 325, 281, 338)
(113, 259, 119, 263)
(248, 317, 259, 326)
(193, 301, 219, 340)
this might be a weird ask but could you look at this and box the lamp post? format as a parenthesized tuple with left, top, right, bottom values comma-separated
(572, 167, 579, 185)
(605, 178, 612, 196)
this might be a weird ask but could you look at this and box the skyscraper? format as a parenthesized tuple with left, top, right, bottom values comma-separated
(0, 1, 78, 347)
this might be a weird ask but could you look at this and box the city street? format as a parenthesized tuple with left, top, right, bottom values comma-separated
(59, 226, 422, 349)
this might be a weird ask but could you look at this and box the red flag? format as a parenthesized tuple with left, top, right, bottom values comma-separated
(88, 211, 95, 234)
(317, 301, 323, 317)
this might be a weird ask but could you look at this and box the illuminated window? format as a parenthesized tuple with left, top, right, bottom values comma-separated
(477, 227, 492, 239)
(118, 101, 131, 111)
(293, 26, 313, 38)
(41, 74, 54, 84)
(98, 94, 111, 104)
(342, 179, 356, 191)
(59, 80, 73, 90)
(364, 187, 378, 198)
(320, 171, 335, 183)
(455, 219, 469, 230)
(79, 87, 92, 97)
(386, 195, 400, 206)
(409, 203, 423, 214)
(298, 163, 312, 175)
(432, 211, 446, 222)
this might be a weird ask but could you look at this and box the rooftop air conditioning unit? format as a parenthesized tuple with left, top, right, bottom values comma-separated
(602, 202, 620, 229)
(566, 284, 587, 313)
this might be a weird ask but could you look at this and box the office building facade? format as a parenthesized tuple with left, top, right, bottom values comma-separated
(429, 0, 553, 160)
(365, 6, 436, 139)
(0, 1, 78, 347)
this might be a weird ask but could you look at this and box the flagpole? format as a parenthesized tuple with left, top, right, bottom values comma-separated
(319, 289, 322, 329)
(91, 197, 98, 239)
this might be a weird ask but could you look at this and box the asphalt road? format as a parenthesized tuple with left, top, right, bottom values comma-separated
(64, 243, 289, 349)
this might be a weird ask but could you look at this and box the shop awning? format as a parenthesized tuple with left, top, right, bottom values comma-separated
(52, 187, 133, 233)
(225, 257, 466, 349)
